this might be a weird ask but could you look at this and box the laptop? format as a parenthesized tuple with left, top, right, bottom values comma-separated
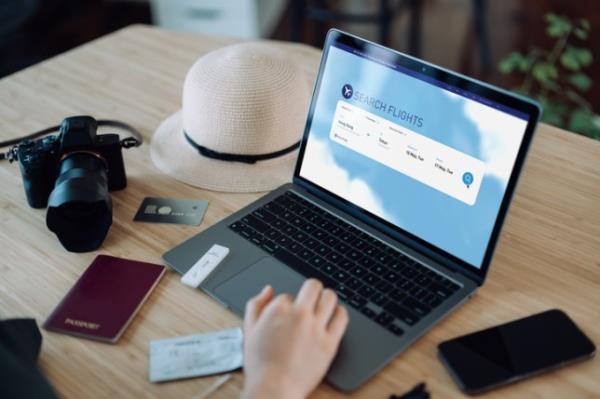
(163, 29, 541, 391)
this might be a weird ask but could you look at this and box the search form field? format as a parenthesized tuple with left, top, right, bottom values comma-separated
(329, 101, 485, 205)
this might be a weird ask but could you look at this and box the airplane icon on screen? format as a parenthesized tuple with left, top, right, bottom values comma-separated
(342, 84, 353, 99)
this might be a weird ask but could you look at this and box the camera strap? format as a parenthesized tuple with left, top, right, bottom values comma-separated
(0, 119, 144, 161)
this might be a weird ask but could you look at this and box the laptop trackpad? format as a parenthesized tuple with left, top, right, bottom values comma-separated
(213, 257, 305, 315)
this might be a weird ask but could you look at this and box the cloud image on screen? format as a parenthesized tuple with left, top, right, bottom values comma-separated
(300, 45, 527, 267)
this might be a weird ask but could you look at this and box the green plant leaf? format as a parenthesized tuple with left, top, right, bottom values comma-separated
(498, 52, 529, 74)
(545, 13, 558, 23)
(518, 55, 534, 72)
(541, 111, 563, 127)
(498, 54, 517, 73)
(560, 52, 579, 70)
(575, 48, 593, 66)
(569, 73, 592, 91)
(538, 97, 568, 128)
(592, 115, 600, 140)
(574, 28, 588, 40)
(545, 13, 572, 37)
(579, 19, 590, 31)
(561, 46, 593, 70)
(568, 108, 600, 139)
(532, 62, 558, 82)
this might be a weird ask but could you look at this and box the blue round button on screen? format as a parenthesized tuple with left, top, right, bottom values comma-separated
(462, 172, 474, 186)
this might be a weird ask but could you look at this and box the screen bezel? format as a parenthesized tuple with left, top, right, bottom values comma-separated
(293, 29, 541, 285)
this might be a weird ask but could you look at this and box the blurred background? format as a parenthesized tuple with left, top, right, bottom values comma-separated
(0, 0, 598, 139)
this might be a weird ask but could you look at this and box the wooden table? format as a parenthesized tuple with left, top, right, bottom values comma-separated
(0, 25, 598, 398)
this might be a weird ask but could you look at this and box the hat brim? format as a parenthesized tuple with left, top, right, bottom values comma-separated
(151, 42, 321, 193)
(151, 111, 300, 193)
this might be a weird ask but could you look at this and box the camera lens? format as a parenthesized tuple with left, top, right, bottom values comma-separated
(46, 153, 112, 252)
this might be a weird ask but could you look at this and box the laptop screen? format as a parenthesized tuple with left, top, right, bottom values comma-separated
(298, 41, 531, 270)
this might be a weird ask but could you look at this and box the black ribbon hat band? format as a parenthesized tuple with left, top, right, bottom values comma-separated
(183, 131, 300, 164)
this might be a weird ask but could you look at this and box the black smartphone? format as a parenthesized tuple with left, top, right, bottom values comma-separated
(438, 309, 595, 394)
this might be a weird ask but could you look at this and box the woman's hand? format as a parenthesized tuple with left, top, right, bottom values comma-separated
(241, 279, 349, 399)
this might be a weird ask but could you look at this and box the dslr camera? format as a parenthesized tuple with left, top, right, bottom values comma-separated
(13, 116, 129, 252)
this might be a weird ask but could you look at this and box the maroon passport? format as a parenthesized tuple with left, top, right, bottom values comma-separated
(44, 255, 166, 343)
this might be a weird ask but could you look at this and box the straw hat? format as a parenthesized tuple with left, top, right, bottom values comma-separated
(151, 41, 321, 192)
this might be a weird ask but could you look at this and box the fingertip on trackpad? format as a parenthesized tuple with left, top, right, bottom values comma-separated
(213, 257, 305, 315)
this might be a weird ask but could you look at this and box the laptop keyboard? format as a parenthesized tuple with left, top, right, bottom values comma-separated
(228, 191, 461, 337)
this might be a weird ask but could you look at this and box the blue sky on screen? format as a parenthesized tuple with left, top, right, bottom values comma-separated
(300, 46, 528, 268)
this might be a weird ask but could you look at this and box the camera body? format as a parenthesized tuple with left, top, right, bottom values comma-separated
(13, 116, 129, 252)
(16, 116, 127, 208)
